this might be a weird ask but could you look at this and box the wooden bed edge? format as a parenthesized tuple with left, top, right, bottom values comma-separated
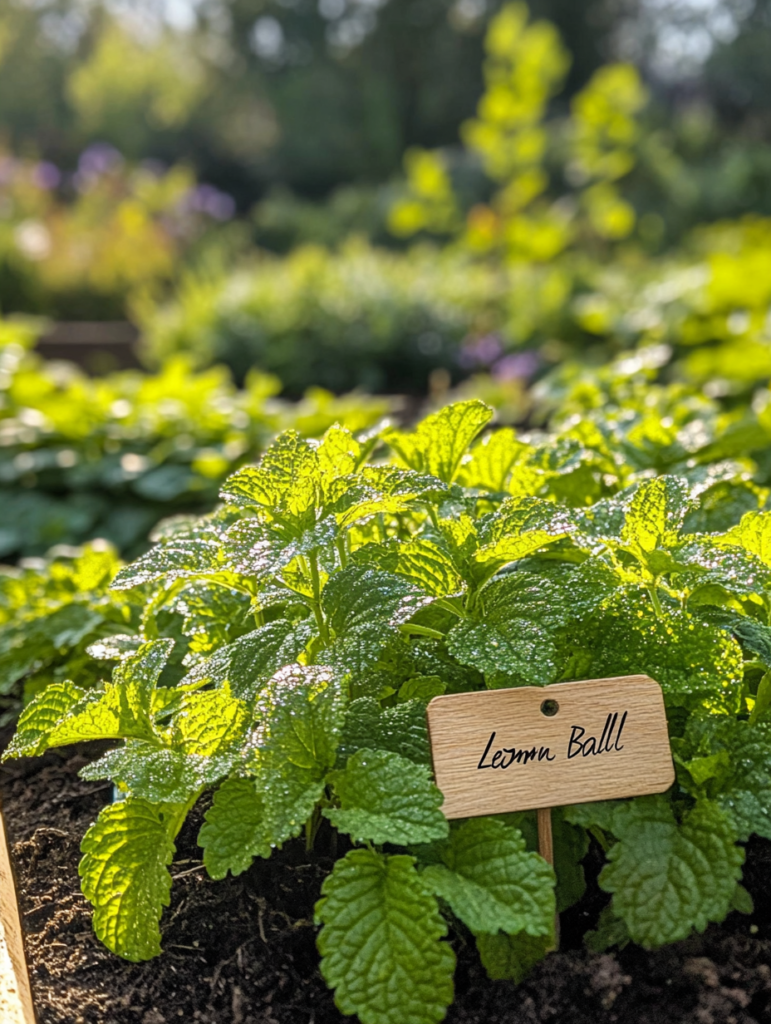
(0, 802, 36, 1024)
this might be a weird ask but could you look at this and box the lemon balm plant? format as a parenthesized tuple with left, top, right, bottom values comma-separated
(6, 398, 771, 1024)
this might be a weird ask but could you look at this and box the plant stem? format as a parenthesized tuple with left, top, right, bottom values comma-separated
(335, 535, 348, 569)
(308, 551, 328, 642)
(750, 670, 771, 725)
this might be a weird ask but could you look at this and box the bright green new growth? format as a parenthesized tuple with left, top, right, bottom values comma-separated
(6, 387, 771, 1024)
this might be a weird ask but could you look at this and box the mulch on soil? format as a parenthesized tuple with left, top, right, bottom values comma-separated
(2, 739, 771, 1024)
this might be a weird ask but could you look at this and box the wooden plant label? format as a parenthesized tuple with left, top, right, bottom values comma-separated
(427, 675, 674, 820)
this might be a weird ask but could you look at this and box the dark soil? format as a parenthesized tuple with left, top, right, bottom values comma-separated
(3, 739, 771, 1024)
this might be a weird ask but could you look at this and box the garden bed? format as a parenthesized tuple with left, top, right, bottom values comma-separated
(3, 736, 771, 1024)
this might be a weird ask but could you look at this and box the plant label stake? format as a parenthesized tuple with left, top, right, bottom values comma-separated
(427, 675, 675, 941)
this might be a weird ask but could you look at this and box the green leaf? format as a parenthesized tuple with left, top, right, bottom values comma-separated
(421, 818, 555, 937)
(79, 798, 178, 962)
(447, 616, 555, 687)
(325, 748, 448, 845)
(2, 681, 86, 758)
(180, 620, 312, 701)
(383, 400, 493, 484)
(340, 697, 432, 765)
(252, 664, 346, 848)
(113, 639, 175, 723)
(719, 510, 771, 566)
(475, 930, 552, 983)
(220, 430, 320, 517)
(457, 427, 529, 492)
(473, 497, 573, 575)
(79, 743, 230, 803)
(622, 476, 691, 555)
(588, 599, 744, 712)
(397, 676, 446, 703)
(111, 540, 221, 589)
(323, 566, 432, 635)
(584, 906, 630, 953)
(169, 686, 250, 756)
(598, 796, 743, 947)
(317, 423, 364, 480)
(315, 848, 455, 1024)
(354, 539, 463, 597)
(675, 542, 771, 600)
(682, 716, 771, 841)
(445, 568, 606, 687)
(7, 639, 175, 754)
(732, 883, 754, 916)
(198, 777, 271, 879)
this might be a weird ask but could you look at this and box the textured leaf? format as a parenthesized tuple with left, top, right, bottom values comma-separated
(198, 777, 271, 879)
(170, 686, 249, 755)
(588, 599, 744, 712)
(317, 424, 364, 480)
(252, 664, 346, 847)
(2, 681, 86, 758)
(474, 497, 572, 574)
(111, 540, 221, 589)
(79, 798, 178, 961)
(180, 620, 313, 701)
(167, 581, 252, 654)
(220, 431, 319, 517)
(325, 749, 448, 845)
(699, 611, 771, 665)
(421, 819, 555, 937)
(355, 540, 463, 597)
(682, 716, 771, 841)
(598, 796, 743, 947)
(80, 743, 229, 802)
(383, 400, 493, 484)
(315, 848, 455, 1024)
(447, 616, 556, 687)
(445, 568, 607, 687)
(340, 697, 431, 765)
(397, 676, 446, 703)
(323, 566, 433, 635)
(719, 510, 771, 566)
(622, 476, 691, 555)
(113, 639, 175, 723)
(675, 542, 771, 599)
(475, 930, 552, 983)
(457, 428, 528, 492)
(225, 516, 337, 578)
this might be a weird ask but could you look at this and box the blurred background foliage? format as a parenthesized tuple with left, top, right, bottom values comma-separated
(1, 0, 771, 399)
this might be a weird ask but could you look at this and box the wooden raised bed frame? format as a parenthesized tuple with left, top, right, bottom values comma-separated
(0, 802, 35, 1024)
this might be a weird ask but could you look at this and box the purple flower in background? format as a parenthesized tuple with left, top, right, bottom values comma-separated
(491, 351, 541, 381)
(33, 161, 61, 190)
(74, 143, 124, 190)
(188, 184, 236, 221)
(458, 333, 504, 369)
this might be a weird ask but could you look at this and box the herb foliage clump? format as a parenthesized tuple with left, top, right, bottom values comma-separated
(6, 397, 771, 1024)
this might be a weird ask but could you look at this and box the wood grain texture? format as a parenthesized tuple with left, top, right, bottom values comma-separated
(0, 803, 36, 1024)
(427, 675, 674, 820)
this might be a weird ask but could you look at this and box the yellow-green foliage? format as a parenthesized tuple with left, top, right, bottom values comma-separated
(0, 317, 389, 558)
(389, 3, 648, 257)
